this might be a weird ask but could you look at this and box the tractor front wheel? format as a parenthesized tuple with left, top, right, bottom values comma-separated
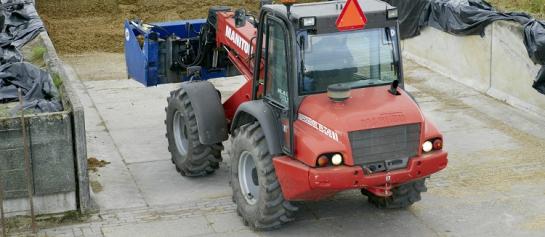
(230, 122, 297, 230)
(165, 88, 222, 177)
(362, 179, 427, 209)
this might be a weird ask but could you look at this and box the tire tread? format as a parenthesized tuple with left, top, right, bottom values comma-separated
(166, 88, 223, 177)
(230, 122, 298, 230)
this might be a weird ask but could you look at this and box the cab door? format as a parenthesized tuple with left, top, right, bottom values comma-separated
(255, 15, 294, 155)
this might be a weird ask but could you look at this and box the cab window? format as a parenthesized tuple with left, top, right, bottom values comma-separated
(264, 18, 289, 106)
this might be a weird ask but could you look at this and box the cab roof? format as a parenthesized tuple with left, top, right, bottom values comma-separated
(264, 0, 396, 33)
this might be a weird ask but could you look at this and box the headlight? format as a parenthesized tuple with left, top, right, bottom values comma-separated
(316, 153, 344, 167)
(422, 141, 433, 153)
(300, 17, 316, 28)
(387, 9, 399, 19)
(331, 154, 343, 166)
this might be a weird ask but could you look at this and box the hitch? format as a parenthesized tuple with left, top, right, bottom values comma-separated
(363, 186, 393, 197)
(187, 66, 202, 81)
(364, 175, 393, 197)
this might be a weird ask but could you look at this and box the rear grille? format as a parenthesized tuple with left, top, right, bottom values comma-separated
(349, 124, 420, 166)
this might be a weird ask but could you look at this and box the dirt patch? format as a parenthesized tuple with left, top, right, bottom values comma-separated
(489, 0, 545, 19)
(87, 157, 111, 172)
(20, 36, 47, 68)
(5, 211, 90, 235)
(523, 215, 545, 231)
(37, 0, 313, 54)
(90, 180, 104, 193)
(0, 103, 15, 117)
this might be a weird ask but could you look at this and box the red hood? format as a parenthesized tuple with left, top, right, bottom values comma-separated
(294, 85, 425, 167)
(298, 86, 424, 132)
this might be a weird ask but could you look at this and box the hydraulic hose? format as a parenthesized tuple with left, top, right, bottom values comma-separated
(176, 23, 212, 69)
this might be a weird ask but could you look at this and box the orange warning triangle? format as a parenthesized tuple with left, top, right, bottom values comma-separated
(336, 0, 367, 31)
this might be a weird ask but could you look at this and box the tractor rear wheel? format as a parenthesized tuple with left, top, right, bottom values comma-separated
(362, 179, 427, 209)
(166, 88, 223, 177)
(230, 122, 297, 230)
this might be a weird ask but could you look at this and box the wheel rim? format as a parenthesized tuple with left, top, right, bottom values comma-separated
(238, 151, 259, 205)
(173, 111, 189, 156)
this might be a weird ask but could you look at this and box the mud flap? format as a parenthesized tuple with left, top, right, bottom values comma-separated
(181, 81, 228, 144)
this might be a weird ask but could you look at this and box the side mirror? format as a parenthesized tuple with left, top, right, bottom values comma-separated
(234, 9, 247, 28)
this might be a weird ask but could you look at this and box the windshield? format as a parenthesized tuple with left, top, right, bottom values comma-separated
(299, 27, 400, 95)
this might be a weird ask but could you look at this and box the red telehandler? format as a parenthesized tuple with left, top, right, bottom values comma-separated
(124, 0, 448, 230)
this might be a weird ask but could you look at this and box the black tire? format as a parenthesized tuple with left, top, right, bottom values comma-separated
(165, 88, 223, 177)
(362, 179, 427, 209)
(230, 122, 298, 230)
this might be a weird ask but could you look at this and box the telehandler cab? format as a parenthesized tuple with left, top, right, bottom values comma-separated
(124, 0, 448, 230)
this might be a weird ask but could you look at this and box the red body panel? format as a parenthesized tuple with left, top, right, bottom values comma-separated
(212, 11, 448, 201)
(274, 151, 448, 201)
(215, 12, 258, 121)
(223, 80, 252, 122)
(294, 85, 425, 167)
(273, 156, 338, 200)
(272, 85, 448, 200)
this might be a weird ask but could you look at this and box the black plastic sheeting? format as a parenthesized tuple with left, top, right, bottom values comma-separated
(0, 0, 63, 114)
(0, 62, 62, 112)
(385, 0, 545, 95)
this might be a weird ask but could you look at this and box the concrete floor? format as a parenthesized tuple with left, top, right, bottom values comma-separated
(38, 53, 545, 237)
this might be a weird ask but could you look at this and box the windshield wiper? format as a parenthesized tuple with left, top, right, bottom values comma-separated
(298, 35, 306, 80)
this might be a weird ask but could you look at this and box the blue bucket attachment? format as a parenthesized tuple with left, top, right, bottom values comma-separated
(124, 19, 227, 87)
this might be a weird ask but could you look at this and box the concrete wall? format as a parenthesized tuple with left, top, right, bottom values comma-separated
(40, 30, 91, 214)
(0, 112, 78, 216)
(0, 113, 76, 199)
(0, 40, 78, 216)
(403, 21, 545, 117)
(3, 192, 76, 217)
(0, 32, 90, 217)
